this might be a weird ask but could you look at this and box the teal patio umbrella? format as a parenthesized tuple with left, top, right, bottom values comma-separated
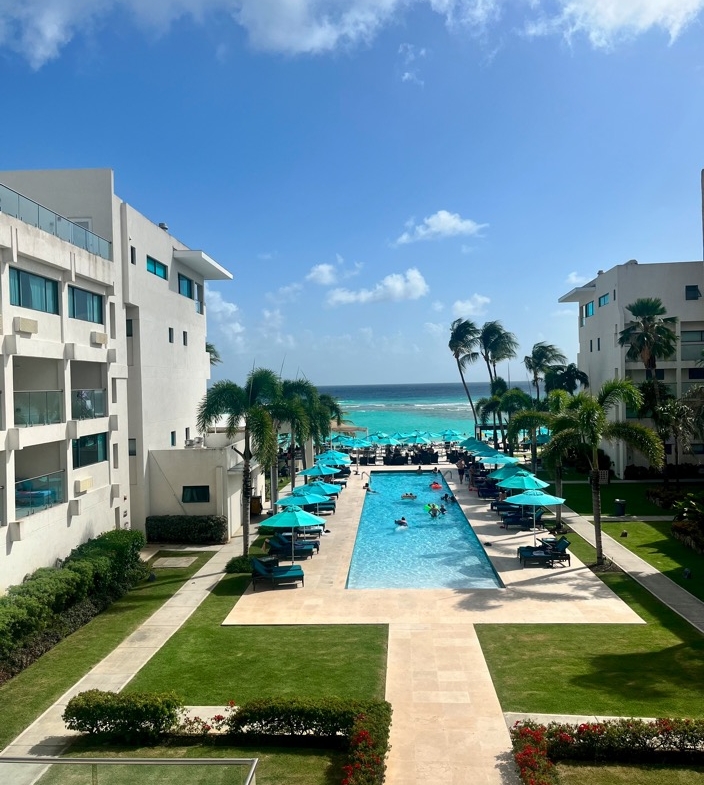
(498, 470, 549, 491)
(339, 436, 372, 472)
(504, 489, 565, 544)
(299, 463, 339, 478)
(316, 450, 352, 465)
(293, 480, 340, 496)
(487, 464, 525, 481)
(275, 492, 330, 507)
(261, 505, 326, 562)
(440, 429, 464, 441)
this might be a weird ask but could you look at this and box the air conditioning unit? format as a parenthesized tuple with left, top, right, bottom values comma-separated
(193, 437, 203, 446)
(185, 439, 194, 448)
(91, 331, 108, 346)
(74, 476, 93, 494)
(13, 317, 38, 335)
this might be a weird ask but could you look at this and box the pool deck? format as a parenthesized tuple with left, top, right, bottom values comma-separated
(224, 465, 643, 785)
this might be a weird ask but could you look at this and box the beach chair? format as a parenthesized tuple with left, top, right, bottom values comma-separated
(251, 557, 305, 589)
(517, 538, 571, 568)
(266, 536, 315, 560)
(277, 532, 320, 553)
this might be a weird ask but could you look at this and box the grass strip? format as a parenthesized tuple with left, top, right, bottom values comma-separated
(40, 739, 344, 785)
(557, 761, 704, 784)
(0, 551, 213, 751)
(551, 482, 673, 517)
(125, 572, 388, 703)
(602, 520, 704, 603)
(476, 535, 704, 718)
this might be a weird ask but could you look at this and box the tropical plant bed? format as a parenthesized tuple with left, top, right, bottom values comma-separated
(601, 521, 704, 603)
(476, 536, 704, 718)
(557, 760, 704, 784)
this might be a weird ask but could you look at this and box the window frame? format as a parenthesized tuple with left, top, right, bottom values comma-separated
(598, 293, 609, 307)
(146, 255, 168, 280)
(9, 267, 60, 314)
(685, 285, 701, 301)
(584, 301, 595, 318)
(182, 485, 210, 503)
(178, 273, 194, 299)
(73, 433, 108, 468)
(68, 285, 104, 324)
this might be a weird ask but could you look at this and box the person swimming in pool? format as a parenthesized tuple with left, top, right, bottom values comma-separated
(394, 517, 408, 527)
(401, 492, 417, 500)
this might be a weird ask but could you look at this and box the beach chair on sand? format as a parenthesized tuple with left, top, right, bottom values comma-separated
(251, 557, 305, 589)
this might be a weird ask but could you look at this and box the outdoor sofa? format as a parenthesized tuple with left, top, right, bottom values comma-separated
(251, 557, 305, 589)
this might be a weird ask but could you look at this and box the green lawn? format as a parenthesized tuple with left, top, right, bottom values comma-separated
(476, 536, 704, 718)
(556, 482, 678, 517)
(602, 520, 704, 602)
(557, 762, 704, 784)
(125, 572, 388, 703)
(41, 739, 343, 785)
(0, 552, 213, 752)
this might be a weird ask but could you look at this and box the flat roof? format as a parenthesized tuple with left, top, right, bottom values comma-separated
(558, 283, 596, 303)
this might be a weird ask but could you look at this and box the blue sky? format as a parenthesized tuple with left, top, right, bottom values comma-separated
(3, 1, 704, 387)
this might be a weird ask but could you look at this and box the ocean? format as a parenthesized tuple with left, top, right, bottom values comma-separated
(318, 381, 533, 437)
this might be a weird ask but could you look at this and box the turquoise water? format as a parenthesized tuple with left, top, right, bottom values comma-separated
(346, 471, 503, 590)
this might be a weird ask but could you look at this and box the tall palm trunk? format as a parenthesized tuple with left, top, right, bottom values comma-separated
(530, 428, 538, 475)
(590, 463, 604, 566)
(554, 462, 563, 528)
(289, 424, 297, 489)
(456, 359, 478, 423)
(241, 433, 253, 556)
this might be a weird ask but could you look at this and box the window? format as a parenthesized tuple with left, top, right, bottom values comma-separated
(185, 427, 190, 441)
(664, 444, 672, 455)
(178, 273, 194, 299)
(682, 331, 704, 342)
(126, 319, 133, 337)
(598, 293, 609, 307)
(73, 433, 108, 468)
(168, 327, 174, 343)
(147, 256, 168, 279)
(9, 267, 59, 314)
(68, 285, 103, 324)
(128, 438, 137, 456)
(183, 331, 188, 346)
(589, 339, 593, 352)
(654, 369, 665, 380)
(195, 282, 204, 314)
(170, 431, 176, 446)
(597, 337, 601, 351)
(685, 285, 701, 300)
(583, 301, 594, 318)
(130, 246, 136, 265)
(182, 486, 210, 503)
(689, 368, 704, 380)
(691, 443, 704, 455)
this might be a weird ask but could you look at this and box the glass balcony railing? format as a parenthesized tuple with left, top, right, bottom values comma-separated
(15, 470, 65, 517)
(14, 390, 63, 427)
(0, 182, 112, 261)
(71, 389, 107, 420)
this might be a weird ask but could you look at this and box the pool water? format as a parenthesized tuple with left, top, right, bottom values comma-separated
(346, 471, 503, 590)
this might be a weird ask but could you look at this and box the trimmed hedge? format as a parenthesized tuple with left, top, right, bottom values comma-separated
(225, 555, 253, 574)
(63, 689, 183, 742)
(64, 692, 392, 785)
(511, 719, 704, 785)
(145, 515, 228, 544)
(0, 530, 146, 682)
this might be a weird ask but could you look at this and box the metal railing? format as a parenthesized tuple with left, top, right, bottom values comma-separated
(14, 390, 63, 426)
(0, 182, 112, 261)
(71, 388, 107, 419)
(0, 757, 258, 785)
(14, 470, 65, 517)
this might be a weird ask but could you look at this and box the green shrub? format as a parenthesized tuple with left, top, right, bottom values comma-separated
(63, 689, 183, 742)
(225, 555, 253, 574)
(145, 515, 228, 545)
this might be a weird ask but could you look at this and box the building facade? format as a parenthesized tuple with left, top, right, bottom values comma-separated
(0, 168, 258, 592)
(559, 258, 704, 476)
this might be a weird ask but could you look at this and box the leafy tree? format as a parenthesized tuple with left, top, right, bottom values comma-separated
(544, 363, 589, 395)
(449, 318, 480, 423)
(524, 342, 567, 403)
(618, 297, 678, 406)
(681, 385, 704, 441)
(654, 399, 696, 487)
(205, 341, 222, 366)
(196, 369, 279, 555)
(543, 379, 664, 564)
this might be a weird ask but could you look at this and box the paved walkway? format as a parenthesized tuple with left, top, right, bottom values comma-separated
(3, 464, 704, 785)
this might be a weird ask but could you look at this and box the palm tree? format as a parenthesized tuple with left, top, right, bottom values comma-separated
(544, 364, 589, 395)
(449, 318, 480, 423)
(618, 298, 678, 406)
(654, 399, 696, 487)
(524, 342, 567, 403)
(681, 385, 704, 441)
(196, 368, 279, 555)
(280, 379, 317, 488)
(478, 321, 518, 383)
(543, 379, 664, 564)
(316, 394, 345, 446)
(205, 341, 222, 366)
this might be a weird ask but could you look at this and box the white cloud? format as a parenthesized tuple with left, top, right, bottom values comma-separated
(395, 209, 488, 245)
(327, 267, 429, 306)
(266, 282, 303, 303)
(431, 300, 444, 312)
(306, 263, 337, 285)
(451, 294, 490, 317)
(258, 308, 296, 347)
(343, 261, 364, 278)
(3, 1, 702, 68)
(205, 286, 246, 347)
(565, 271, 590, 286)
(424, 321, 445, 336)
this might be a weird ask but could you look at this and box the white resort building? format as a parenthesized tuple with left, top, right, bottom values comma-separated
(0, 168, 262, 592)
(559, 258, 704, 476)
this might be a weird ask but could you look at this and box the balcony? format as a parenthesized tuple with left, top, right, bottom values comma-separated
(0, 182, 111, 261)
(15, 470, 65, 518)
(14, 390, 63, 427)
(71, 389, 107, 420)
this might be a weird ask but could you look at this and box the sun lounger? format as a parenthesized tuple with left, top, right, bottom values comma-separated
(517, 537, 571, 567)
(276, 533, 320, 553)
(503, 517, 534, 531)
(266, 537, 315, 560)
(251, 557, 305, 589)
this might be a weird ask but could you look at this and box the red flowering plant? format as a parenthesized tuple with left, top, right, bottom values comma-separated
(510, 722, 558, 785)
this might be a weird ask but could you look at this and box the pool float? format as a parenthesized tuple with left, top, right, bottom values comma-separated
(430, 482, 442, 490)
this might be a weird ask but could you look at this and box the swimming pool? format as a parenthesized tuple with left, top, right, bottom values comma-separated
(346, 471, 503, 590)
